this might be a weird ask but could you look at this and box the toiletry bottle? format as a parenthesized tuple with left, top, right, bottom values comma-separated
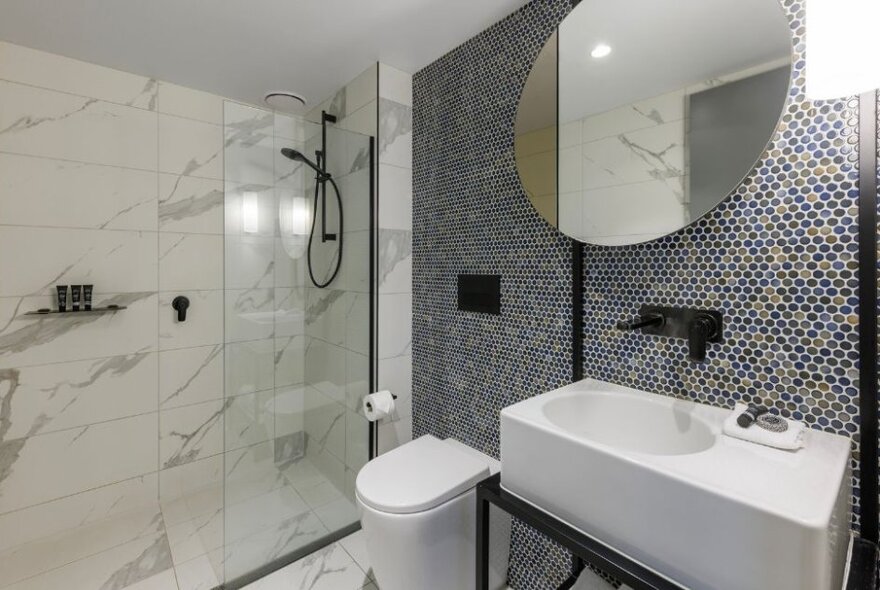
(56, 285, 68, 312)
(83, 285, 93, 311)
(70, 285, 82, 311)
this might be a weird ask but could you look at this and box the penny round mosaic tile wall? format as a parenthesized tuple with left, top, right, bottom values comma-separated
(412, 0, 868, 587)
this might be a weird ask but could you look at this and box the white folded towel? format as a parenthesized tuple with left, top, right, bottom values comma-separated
(722, 404, 805, 450)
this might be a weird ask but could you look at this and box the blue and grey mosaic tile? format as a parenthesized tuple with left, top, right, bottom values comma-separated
(413, 0, 866, 588)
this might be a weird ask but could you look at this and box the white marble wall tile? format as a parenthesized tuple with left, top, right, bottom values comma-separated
(159, 233, 223, 291)
(0, 80, 158, 169)
(378, 63, 412, 107)
(225, 390, 274, 452)
(377, 164, 412, 230)
(0, 413, 158, 513)
(346, 65, 379, 116)
(377, 294, 411, 359)
(304, 388, 346, 462)
(0, 353, 157, 439)
(274, 114, 310, 143)
(0, 42, 157, 109)
(377, 99, 412, 168)
(559, 120, 582, 149)
(377, 229, 412, 295)
(225, 485, 310, 545)
(159, 114, 223, 180)
(580, 89, 685, 143)
(275, 335, 305, 389)
(274, 386, 305, 438)
(165, 507, 223, 567)
(0, 226, 157, 297)
(378, 354, 412, 420)
(305, 289, 349, 347)
(158, 82, 223, 125)
(223, 441, 286, 506)
(557, 191, 583, 240)
(304, 339, 346, 404)
(579, 178, 686, 240)
(225, 130, 275, 186)
(0, 504, 164, 587)
(338, 100, 378, 139)
(274, 238, 307, 289)
(0, 292, 157, 369)
(344, 351, 369, 413)
(224, 102, 273, 131)
(159, 290, 223, 351)
(159, 345, 224, 410)
(0, 474, 157, 553)
(377, 414, 412, 455)
(226, 235, 275, 290)
(158, 174, 224, 234)
(304, 443, 346, 494)
(3, 531, 172, 590)
(344, 293, 369, 356)
(224, 339, 274, 397)
(0, 153, 158, 231)
(580, 120, 685, 191)
(160, 399, 227, 469)
(225, 288, 275, 342)
(274, 287, 305, 338)
(344, 409, 369, 474)
(558, 145, 582, 194)
(340, 231, 371, 294)
(159, 455, 223, 515)
(335, 167, 370, 233)
(274, 148, 308, 190)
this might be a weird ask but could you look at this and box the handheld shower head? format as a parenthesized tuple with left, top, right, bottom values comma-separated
(280, 148, 329, 179)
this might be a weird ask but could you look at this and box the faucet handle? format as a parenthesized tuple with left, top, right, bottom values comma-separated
(688, 313, 720, 364)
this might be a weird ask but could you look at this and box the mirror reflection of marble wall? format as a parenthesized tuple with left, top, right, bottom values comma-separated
(515, 0, 793, 246)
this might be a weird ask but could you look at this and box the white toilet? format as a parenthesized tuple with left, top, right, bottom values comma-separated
(356, 434, 511, 590)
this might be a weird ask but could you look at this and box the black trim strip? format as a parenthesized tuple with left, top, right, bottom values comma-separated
(858, 90, 879, 543)
(572, 241, 584, 382)
(369, 132, 378, 459)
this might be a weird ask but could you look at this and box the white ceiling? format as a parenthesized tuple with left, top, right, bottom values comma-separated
(0, 0, 529, 110)
(559, 0, 792, 122)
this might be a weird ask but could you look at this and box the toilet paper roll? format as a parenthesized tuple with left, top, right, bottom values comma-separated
(363, 390, 396, 422)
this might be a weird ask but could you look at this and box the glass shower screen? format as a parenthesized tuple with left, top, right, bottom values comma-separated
(221, 101, 374, 584)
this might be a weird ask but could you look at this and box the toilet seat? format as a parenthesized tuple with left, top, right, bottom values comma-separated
(356, 434, 490, 514)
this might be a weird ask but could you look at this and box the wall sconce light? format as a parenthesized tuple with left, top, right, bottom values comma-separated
(242, 192, 259, 234)
(807, 0, 880, 99)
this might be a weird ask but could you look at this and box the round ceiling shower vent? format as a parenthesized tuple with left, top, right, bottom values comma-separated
(264, 91, 307, 113)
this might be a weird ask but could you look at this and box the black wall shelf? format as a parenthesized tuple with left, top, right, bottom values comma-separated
(23, 306, 127, 317)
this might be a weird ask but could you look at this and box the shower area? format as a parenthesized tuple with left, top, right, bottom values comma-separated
(220, 101, 375, 586)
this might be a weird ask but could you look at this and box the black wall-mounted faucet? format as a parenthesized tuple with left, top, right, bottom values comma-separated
(688, 312, 721, 364)
(172, 296, 190, 322)
(616, 313, 664, 332)
(616, 306, 723, 364)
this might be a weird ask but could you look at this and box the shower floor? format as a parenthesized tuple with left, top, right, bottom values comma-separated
(0, 456, 361, 590)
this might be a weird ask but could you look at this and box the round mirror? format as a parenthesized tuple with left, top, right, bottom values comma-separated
(515, 0, 793, 246)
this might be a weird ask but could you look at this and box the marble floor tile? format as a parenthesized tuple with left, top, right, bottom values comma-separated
(242, 543, 372, 590)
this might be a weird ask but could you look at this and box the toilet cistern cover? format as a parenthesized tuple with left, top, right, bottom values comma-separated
(356, 434, 491, 514)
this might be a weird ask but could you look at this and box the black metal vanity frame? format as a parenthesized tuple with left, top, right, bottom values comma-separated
(475, 472, 879, 590)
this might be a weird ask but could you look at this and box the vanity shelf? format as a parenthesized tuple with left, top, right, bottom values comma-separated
(23, 306, 127, 316)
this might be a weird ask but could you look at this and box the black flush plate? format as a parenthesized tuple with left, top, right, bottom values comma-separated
(638, 305, 723, 342)
(458, 275, 501, 314)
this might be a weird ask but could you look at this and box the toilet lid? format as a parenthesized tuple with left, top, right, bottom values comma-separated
(356, 434, 491, 514)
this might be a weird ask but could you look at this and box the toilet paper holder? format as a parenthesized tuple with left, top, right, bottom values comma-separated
(365, 393, 397, 412)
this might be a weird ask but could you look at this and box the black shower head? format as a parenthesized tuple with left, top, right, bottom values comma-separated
(280, 148, 328, 178)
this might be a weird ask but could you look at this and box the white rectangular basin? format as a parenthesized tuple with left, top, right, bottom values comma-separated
(500, 379, 852, 590)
